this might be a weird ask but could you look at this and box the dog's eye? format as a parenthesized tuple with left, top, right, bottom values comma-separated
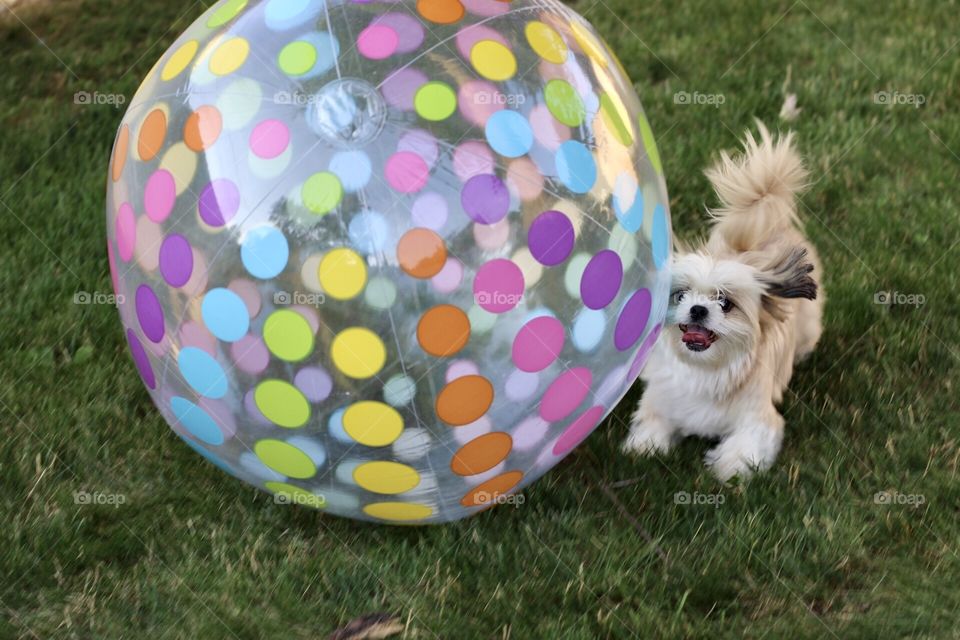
(671, 289, 687, 304)
(719, 295, 735, 312)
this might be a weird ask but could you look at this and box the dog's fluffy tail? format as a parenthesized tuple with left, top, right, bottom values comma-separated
(705, 122, 808, 252)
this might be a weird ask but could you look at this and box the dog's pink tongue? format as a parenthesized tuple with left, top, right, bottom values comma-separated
(682, 324, 713, 346)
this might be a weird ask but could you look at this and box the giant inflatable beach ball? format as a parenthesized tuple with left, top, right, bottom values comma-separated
(106, 0, 671, 524)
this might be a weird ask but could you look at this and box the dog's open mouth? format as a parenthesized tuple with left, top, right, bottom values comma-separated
(679, 323, 717, 352)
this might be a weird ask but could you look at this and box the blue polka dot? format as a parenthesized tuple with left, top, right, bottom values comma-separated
(485, 110, 533, 158)
(178, 347, 228, 399)
(201, 288, 249, 342)
(572, 308, 606, 352)
(556, 141, 596, 194)
(241, 224, 288, 279)
(264, 0, 324, 30)
(330, 150, 372, 192)
(287, 436, 327, 467)
(613, 172, 644, 233)
(172, 397, 224, 445)
(298, 31, 339, 79)
(328, 408, 352, 442)
(239, 452, 285, 481)
(348, 210, 389, 254)
(652, 204, 669, 269)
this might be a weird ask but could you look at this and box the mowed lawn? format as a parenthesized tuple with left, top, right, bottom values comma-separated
(1, 0, 959, 637)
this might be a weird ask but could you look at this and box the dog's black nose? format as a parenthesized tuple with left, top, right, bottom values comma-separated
(689, 305, 708, 321)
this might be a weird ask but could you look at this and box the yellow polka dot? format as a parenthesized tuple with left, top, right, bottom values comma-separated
(470, 40, 516, 81)
(319, 248, 367, 300)
(210, 37, 249, 76)
(255, 379, 310, 428)
(300, 254, 324, 292)
(161, 40, 199, 81)
(353, 461, 420, 494)
(525, 22, 567, 64)
(343, 401, 403, 446)
(255, 440, 316, 479)
(263, 310, 314, 361)
(159, 142, 197, 195)
(207, 0, 248, 27)
(265, 482, 326, 508)
(332, 328, 386, 379)
(569, 20, 608, 68)
(363, 501, 433, 522)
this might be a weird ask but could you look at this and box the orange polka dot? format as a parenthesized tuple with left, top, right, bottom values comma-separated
(436, 375, 493, 426)
(183, 105, 222, 152)
(397, 228, 447, 279)
(417, 305, 470, 357)
(138, 108, 167, 161)
(451, 432, 512, 476)
(417, 0, 464, 24)
(111, 124, 129, 182)
(461, 470, 523, 507)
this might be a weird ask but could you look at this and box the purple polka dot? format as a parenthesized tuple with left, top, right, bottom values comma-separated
(540, 367, 592, 422)
(580, 250, 623, 310)
(199, 179, 240, 227)
(512, 316, 564, 372)
(249, 119, 290, 159)
(294, 367, 333, 402)
(553, 405, 605, 456)
(144, 170, 176, 222)
(528, 210, 574, 266)
(135, 284, 164, 343)
(474, 258, 524, 313)
(628, 323, 662, 380)
(614, 288, 652, 351)
(126, 328, 155, 389)
(372, 12, 425, 54)
(461, 173, 509, 224)
(159, 234, 193, 287)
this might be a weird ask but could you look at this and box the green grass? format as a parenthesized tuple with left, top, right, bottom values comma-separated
(2, 0, 959, 637)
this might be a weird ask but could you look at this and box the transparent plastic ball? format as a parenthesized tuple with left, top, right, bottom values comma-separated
(106, 0, 672, 524)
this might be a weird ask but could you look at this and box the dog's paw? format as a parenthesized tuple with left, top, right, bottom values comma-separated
(622, 417, 676, 456)
(704, 427, 781, 481)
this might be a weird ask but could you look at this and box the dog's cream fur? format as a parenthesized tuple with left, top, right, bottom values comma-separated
(623, 124, 823, 481)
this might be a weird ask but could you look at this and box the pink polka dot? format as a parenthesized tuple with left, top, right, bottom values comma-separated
(230, 334, 269, 374)
(135, 216, 161, 271)
(512, 316, 565, 372)
(507, 158, 545, 201)
(530, 104, 571, 151)
(385, 151, 430, 193)
(358, 24, 399, 60)
(431, 257, 463, 293)
(446, 359, 479, 382)
(180, 321, 216, 356)
(540, 367, 592, 421)
(249, 119, 289, 159)
(458, 80, 504, 127)
(473, 218, 510, 251)
(455, 24, 509, 59)
(228, 278, 262, 318)
(474, 258, 524, 313)
(144, 169, 176, 222)
(553, 405, 606, 456)
(115, 203, 136, 262)
(453, 140, 494, 181)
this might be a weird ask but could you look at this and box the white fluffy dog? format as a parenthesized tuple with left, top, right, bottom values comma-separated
(623, 124, 823, 481)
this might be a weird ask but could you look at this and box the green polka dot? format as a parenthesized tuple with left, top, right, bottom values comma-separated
(545, 79, 585, 127)
(207, 0, 247, 27)
(265, 481, 326, 508)
(364, 277, 396, 309)
(301, 172, 342, 215)
(278, 41, 317, 76)
(467, 305, 497, 333)
(600, 93, 634, 146)
(564, 252, 591, 298)
(255, 380, 310, 428)
(638, 111, 662, 174)
(383, 374, 416, 406)
(263, 310, 314, 362)
(414, 82, 457, 121)
(255, 440, 316, 479)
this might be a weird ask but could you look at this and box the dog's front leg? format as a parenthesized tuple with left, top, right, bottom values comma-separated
(704, 411, 784, 481)
(622, 394, 679, 456)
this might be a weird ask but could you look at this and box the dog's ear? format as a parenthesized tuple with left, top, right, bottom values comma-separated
(757, 247, 817, 318)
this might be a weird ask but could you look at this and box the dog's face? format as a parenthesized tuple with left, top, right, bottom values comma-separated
(666, 249, 817, 366)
